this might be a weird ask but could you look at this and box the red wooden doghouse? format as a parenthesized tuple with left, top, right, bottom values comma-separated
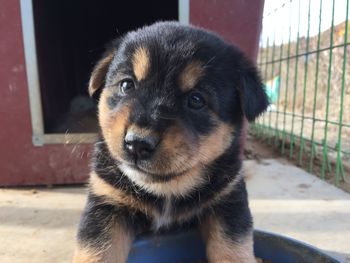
(0, 0, 264, 186)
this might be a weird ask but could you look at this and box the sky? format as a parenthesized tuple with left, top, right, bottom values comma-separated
(261, 0, 350, 46)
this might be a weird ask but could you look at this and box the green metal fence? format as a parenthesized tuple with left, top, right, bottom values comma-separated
(252, 0, 350, 185)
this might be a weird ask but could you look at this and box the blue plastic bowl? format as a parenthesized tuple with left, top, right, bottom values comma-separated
(127, 229, 340, 263)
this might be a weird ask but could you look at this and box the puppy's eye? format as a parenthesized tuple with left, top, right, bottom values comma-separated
(187, 92, 206, 110)
(120, 79, 135, 95)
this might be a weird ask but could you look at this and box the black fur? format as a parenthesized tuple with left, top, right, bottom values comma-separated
(75, 21, 268, 261)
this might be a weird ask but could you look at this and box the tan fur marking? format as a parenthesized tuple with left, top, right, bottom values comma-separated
(117, 119, 234, 199)
(161, 123, 189, 152)
(201, 216, 255, 263)
(179, 61, 204, 92)
(72, 246, 100, 263)
(98, 91, 131, 160)
(90, 172, 155, 216)
(98, 88, 113, 131)
(198, 120, 234, 164)
(118, 120, 206, 198)
(147, 165, 204, 197)
(88, 51, 114, 96)
(119, 163, 205, 198)
(132, 46, 150, 81)
(90, 171, 199, 229)
(157, 122, 197, 174)
(72, 219, 133, 263)
(106, 221, 133, 263)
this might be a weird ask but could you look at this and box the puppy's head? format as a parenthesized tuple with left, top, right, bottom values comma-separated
(89, 22, 268, 194)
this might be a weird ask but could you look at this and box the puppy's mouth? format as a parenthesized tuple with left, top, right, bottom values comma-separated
(119, 161, 190, 183)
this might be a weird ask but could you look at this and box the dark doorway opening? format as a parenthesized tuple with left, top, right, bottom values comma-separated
(33, 0, 178, 134)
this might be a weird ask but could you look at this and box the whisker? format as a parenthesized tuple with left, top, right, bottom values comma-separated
(158, 114, 177, 120)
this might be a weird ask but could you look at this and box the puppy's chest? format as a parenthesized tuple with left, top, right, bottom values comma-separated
(152, 197, 173, 230)
(150, 196, 199, 231)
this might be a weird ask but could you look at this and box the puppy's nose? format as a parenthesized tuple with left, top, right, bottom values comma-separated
(124, 131, 158, 160)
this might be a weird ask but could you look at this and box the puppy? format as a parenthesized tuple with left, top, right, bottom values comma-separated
(73, 21, 268, 263)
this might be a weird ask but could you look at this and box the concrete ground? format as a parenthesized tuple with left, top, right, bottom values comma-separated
(0, 159, 349, 263)
(246, 159, 350, 263)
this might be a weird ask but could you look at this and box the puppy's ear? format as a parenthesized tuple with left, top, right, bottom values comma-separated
(88, 49, 115, 97)
(237, 55, 269, 122)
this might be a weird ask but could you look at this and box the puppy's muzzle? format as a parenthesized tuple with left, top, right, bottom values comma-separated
(124, 131, 159, 160)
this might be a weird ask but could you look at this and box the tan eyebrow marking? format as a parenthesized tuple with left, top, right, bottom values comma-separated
(179, 61, 204, 92)
(132, 46, 150, 81)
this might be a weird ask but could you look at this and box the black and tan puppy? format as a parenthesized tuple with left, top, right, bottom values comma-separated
(73, 22, 268, 263)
